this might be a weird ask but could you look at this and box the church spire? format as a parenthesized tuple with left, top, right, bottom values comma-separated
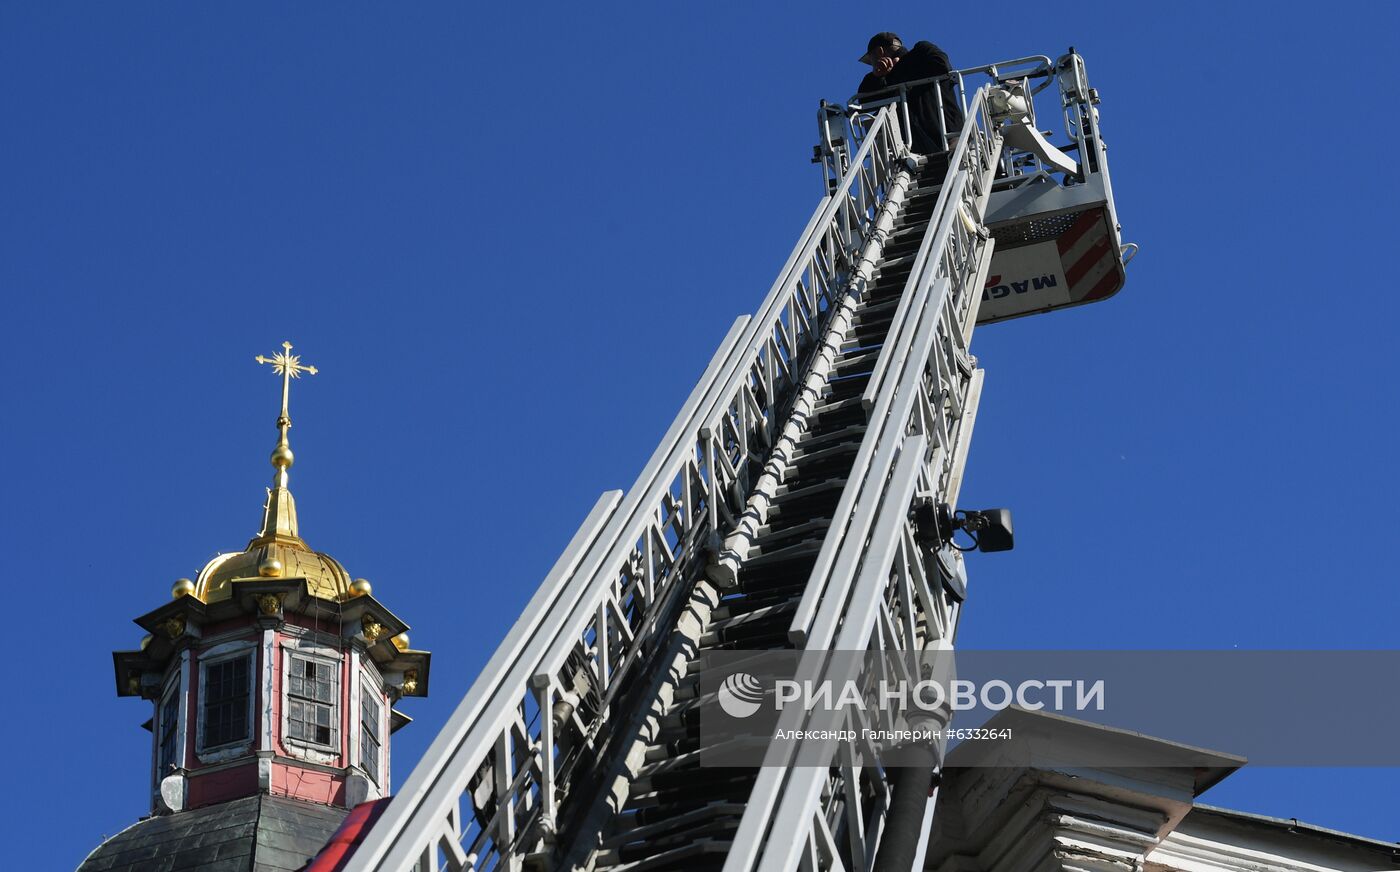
(101, 340, 429, 853)
(250, 341, 318, 547)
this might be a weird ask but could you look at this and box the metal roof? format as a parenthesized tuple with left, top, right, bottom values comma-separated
(77, 794, 348, 872)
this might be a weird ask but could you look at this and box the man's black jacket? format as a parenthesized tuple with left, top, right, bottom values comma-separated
(857, 41, 964, 155)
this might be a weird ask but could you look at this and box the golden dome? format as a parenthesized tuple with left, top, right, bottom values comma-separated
(196, 541, 353, 604)
(193, 470, 353, 603)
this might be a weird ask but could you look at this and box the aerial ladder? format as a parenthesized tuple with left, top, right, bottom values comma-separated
(343, 50, 1129, 872)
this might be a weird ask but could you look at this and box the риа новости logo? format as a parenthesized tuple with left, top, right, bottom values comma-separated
(718, 672, 765, 718)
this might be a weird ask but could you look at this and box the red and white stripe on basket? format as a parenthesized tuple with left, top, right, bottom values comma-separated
(1057, 210, 1120, 302)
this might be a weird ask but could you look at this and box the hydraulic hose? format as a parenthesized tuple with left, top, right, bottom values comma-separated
(873, 741, 940, 872)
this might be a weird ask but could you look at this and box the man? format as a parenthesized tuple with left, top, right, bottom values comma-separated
(856, 32, 964, 156)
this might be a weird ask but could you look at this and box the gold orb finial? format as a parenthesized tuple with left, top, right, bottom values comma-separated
(139, 633, 153, 650)
(391, 632, 410, 651)
(270, 443, 295, 470)
(350, 578, 372, 598)
(172, 578, 196, 599)
(259, 557, 284, 577)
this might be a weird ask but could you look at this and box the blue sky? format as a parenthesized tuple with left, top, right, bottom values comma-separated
(2, 3, 1395, 867)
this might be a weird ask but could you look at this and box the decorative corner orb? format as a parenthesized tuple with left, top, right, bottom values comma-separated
(391, 632, 410, 652)
(259, 557, 284, 578)
(139, 633, 153, 650)
(270, 443, 295, 469)
(172, 578, 196, 599)
(350, 578, 373, 598)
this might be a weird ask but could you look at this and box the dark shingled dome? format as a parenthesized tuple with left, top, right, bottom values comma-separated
(77, 794, 348, 872)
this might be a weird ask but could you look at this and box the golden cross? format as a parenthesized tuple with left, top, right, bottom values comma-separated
(255, 341, 318, 435)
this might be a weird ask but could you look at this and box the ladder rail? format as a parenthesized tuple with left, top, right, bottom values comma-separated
(752, 435, 945, 872)
(788, 87, 999, 646)
(724, 87, 1003, 872)
(721, 269, 955, 872)
(735, 318, 983, 871)
(345, 106, 912, 872)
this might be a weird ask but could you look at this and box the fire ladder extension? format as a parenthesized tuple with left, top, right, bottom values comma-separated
(345, 51, 1126, 872)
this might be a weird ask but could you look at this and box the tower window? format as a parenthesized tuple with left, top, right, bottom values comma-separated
(157, 681, 182, 777)
(360, 681, 382, 783)
(288, 655, 339, 748)
(202, 656, 251, 749)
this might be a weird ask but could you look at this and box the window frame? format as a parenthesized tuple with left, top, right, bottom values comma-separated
(282, 649, 342, 757)
(156, 673, 184, 779)
(359, 677, 383, 784)
(195, 644, 256, 758)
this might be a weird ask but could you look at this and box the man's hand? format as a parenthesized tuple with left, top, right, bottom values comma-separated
(873, 55, 897, 77)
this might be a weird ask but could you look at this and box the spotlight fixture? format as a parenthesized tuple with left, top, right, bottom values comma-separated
(912, 500, 1015, 554)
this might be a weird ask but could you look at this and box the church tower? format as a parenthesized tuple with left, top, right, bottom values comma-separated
(82, 343, 431, 871)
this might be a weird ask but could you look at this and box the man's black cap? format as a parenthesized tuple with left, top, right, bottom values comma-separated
(859, 32, 904, 65)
